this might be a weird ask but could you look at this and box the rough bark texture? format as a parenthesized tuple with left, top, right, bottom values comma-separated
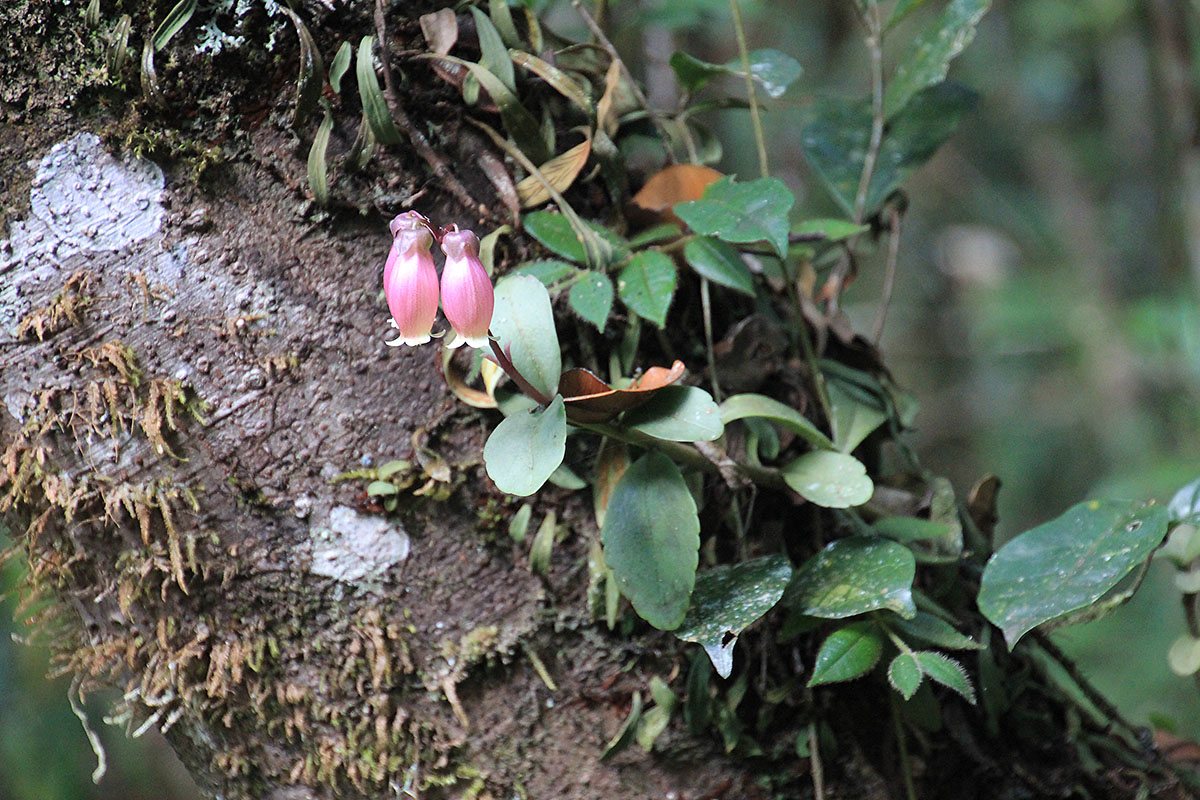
(0, 2, 1194, 800)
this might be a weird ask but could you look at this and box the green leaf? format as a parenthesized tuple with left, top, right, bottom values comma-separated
(828, 381, 888, 453)
(669, 51, 730, 93)
(1168, 635, 1200, 676)
(509, 503, 533, 542)
(357, 36, 403, 145)
(1169, 476, 1200, 524)
(683, 236, 755, 296)
(602, 452, 700, 630)
(483, 396, 567, 496)
(890, 612, 982, 650)
(510, 50, 594, 115)
(377, 460, 409, 479)
(366, 480, 398, 497)
(628, 223, 683, 248)
(782, 451, 874, 509)
(808, 623, 883, 686)
(329, 41, 352, 95)
(978, 500, 1171, 648)
(802, 82, 977, 217)
(279, 4, 324, 127)
(428, 53, 550, 164)
(685, 652, 713, 733)
(152, 0, 196, 51)
(883, 0, 991, 119)
(872, 517, 956, 543)
(600, 691, 642, 760)
(569, 271, 614, 330)
(307, 108, 333, 206)
(723, 49, 803, 99)
(675, 555, 794, 678)
(913, 652, 975, 704)
(636, 677, 678, 752)
(547, 462, 587, 490)
(622, 386, 723, 443)
(887, 0, 936, 29)
(512, 259, 577, 286)
(785, 537, 917, 619)
(491, 274, 562, 400)
(674, 177, 794, 258)
(888, 653, 922, 699)
(792, 218, 869, 242)
(523, 211, 630, 265)
(489, 0, 522, 46)
(529, 510, 556, 574)
(720, 393, 835, 450)
(618, 251, 677, 327)
(470, 6, 516, 92)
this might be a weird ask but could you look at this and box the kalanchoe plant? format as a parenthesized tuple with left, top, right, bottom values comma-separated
(383, 213, 440, 347)
(439, 227, 495, 349)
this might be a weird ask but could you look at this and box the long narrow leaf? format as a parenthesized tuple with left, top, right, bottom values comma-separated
(279, 5, 325, 128)
(152, 0, 197, 51)
(307, 107, 334, 206)
(356, 36, 403, 145)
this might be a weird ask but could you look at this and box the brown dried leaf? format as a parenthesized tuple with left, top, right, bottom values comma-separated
(419, 9, 458, 55)
(516, 139, 592, 208)
(631, 164, 723, 226)
(559, 359, 687, 423)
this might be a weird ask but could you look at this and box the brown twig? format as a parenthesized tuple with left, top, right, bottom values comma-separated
(872, 204, 904, 344)
(373, 0, 490, 219)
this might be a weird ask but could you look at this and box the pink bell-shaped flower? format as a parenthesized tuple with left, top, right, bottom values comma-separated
(385, 211, 432, 287)
(384, 227, 440, 347)
(439, 228, 494, 349)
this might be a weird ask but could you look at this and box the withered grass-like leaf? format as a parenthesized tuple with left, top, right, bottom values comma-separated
(279, 4, 324, 128)
(419, 8, 458, 54)
(510, 50, 594, 116)
(140, 40, 164, 105)
(517, 139, 591, 208)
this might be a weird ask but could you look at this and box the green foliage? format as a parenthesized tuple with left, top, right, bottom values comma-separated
(617, 251, 676, 327)
(601, 453, 700, 630)
(674, 176, 794, 258)
(357, 36, 403, 145)
(809, 623, 884, 686)
(483, 397, 567, 496)
(883, 0, 991, 119)
(669, 48, 802, 98)
(782, 451, 874, 508)
(785, 538, 917, 619)
(683, 236, 755, 296)
(978, 500, 1171, 648)
(675, 555, 793, 677)
(567, 271, 614, 330)
(152, 0, 197, 51)
(491, 275, 561, 400)
(621, 386, 723, 442)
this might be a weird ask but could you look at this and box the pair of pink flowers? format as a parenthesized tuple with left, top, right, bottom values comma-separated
(383, 211, 495, 349)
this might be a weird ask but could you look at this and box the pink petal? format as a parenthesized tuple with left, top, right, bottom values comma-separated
(439, 229, 494, 349)
(384, 228, 439, 346)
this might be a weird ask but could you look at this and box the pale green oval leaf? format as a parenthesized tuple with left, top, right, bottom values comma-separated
(483, 396, 567, 496)
(977, 499, 1171, 649)
(675, 555, 794, 678)
(784, 537, 917, 619)
(602, 452, 700, 630)
(723, 48, 803, 99)
(491, 274, 562, 400)
(888, 653, 922, 699)
(720, 393, 834, 450)
(674, 176, 794, 258)
(509, 503, 533, 542)
(808, 622, 883, 687)
(683, 236, 755, 296)
(783, 451, 874, 509)
(568, 271, 614, 330)
(366, 480, 398, 497)
(622, 386, 723, 443)
(913, 651, 975, 704)
(1168, 635, 1200, 676)
(618, 251, 677, 327)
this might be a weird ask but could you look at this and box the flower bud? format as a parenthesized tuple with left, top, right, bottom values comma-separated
(439, 228, 494, 349)
(384, 227, 440, 347)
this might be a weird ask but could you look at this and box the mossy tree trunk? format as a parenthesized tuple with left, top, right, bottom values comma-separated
(0, 2, 1191, 799)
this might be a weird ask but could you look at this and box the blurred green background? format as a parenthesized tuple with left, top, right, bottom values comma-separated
(3, 0, 1200, 795)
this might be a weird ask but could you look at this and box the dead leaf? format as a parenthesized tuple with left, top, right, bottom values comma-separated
(419, 9, 458, 55)
(516, 139, 592, 207)
(559, 360, 687, 423)
(966, 474, 1002, 541)
(442, 347, 498, 409)
(595, 59, 622, 137)
(630, 164, 723, 226)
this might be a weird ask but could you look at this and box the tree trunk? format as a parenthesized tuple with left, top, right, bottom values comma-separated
(0, 2, 1191, 799)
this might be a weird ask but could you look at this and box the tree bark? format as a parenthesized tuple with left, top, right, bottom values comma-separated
(0, 2, 1192, 799)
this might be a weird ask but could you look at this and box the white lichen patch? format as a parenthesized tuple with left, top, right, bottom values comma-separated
(310, 505, 411, 583)
(0, 132, 166, 336)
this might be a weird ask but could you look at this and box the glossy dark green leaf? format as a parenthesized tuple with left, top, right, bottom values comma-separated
(883, 0, 991, 119)
(470, 6, 515, 92)
(628, 223, 683, 248)
(329, 41, 352, 95)
(890, 612, 982, 650)
(622, 386, 723, 443)
(600, 691, 642, 760)
(913, 651, 975, 704)
(802, 82, 977, 217)
(792, 218, 869, 242)
(783, 451, 874, 509)
(723, 49, 803, 99)
(674, 177, 794, 258)
(1169, 476, 1200, 524)
(683, 236, 755, 296)
(280, 4, 324, 127)
(152, 0, 196, 51)
(808, 623, 883, 686)
(523, 211, 629, 265)
(357, 36, 403, 145)
(491, 274, 562, 400)
(887, 0, 935, 29)
(785, 537, 917, 619)
(978, 499, 1170, 648)
(483, 396, 567, 496)
(720, 393, 834, 450)
(512, 259, 577, 286)
(568, 271, 614, 331)
(602, 452, 700, 630)
(669, 51, 728, 93)
(675, 555, 793, 678)
(888, 653, 922, 699)
(618, 251, 677, 327)
(685, 651, 713, 733)
(307, 107, 333, 206)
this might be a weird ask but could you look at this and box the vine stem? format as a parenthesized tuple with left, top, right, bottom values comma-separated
(700, 278, 722, 403)
(871, 204, 904, 344)
(729, 0, 769, 178)
(890, 693, 918, 800)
